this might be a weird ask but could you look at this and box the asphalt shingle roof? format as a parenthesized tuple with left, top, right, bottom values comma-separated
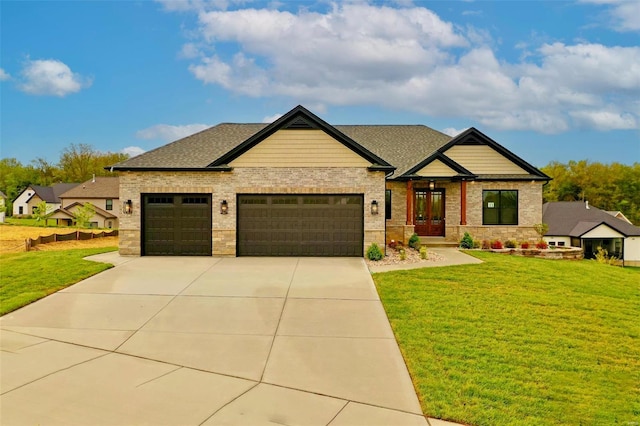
(543, 201, 640, 237)
(30, 183, 79, 203)
(112, 123, 453, 176)
(59, 177, 119, 199)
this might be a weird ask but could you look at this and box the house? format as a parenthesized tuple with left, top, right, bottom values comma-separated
(48, 176, 120, 228)
(111, 105, 549, 257)
(605, 210, 633, 224)
(0, 190, 6, 223)
(12, 183, 79, 217)
(543, 201, 640, 266)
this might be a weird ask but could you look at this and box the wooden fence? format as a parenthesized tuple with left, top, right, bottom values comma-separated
(25, 230, 119, 251)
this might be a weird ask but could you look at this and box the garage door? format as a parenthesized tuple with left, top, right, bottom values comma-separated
(237, 194, 363, 256)
(143, 194, 212, 256)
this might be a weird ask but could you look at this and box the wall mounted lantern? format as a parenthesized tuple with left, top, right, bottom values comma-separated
(123, 200, 133, 215)
(429, 181, 435, 190)
(371, 200, 379, 215)
(220, 200, 229, 215)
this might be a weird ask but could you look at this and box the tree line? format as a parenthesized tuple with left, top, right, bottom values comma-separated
(541, 160, 640, 225)
(1, 143, 128, 215)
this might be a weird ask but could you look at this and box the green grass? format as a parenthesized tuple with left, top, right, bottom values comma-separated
(0, 247, 117, 315)
(373, 252, 640, 426)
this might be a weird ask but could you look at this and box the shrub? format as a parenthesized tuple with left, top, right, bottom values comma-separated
(520, 241, 530, 249)
(399, 248, 407, 260)
(533, 223, 549, 238)
(408, 233, 421, 250)
(536, 240, 548, 249)
(594, 246, 618, 265)
(460, 232, 474, 249)
(366, 243, 384, 261)
(419, 246, 428, 259)
(481, 240, 491, 250)
(490, 240, 503, 249)
(505, 240, 517, 248)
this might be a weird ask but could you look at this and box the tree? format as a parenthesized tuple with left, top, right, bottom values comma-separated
(58, 143, 128, 182)
(73, 202, 95, 228)
(33, 201, 52, 226)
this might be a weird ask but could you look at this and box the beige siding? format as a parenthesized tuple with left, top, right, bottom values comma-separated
(416, 160, 457, 177)
(229, 129, 371, 168)
(445, 145, 527, 175)
(62, 197, 117, 212)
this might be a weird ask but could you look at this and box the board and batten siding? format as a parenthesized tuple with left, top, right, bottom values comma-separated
(229, 129, 371, 168)
(416, 159, 457, 177)
(445, 145, 527, 175)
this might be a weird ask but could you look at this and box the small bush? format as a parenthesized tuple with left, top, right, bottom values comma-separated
(366, 243, 384, 261)
(472, 239, 481, 249)
(490, 240, 503, 249)
(536, 240, 548, 249)
(399, 248, 407, 260)
(419, 246, 428, 259)
(408, 233, 421, 250)
(481, 240, 491, 250)
(594, 246, 618, 265)
(505, 240, 517, 248)
(520, 241, 530, 249)
(460, 232, 474, 249)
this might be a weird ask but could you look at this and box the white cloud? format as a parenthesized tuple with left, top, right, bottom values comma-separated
(580, 0, 640, 32)
(262, 113, 282, 123)
(442, 127, 468, 137)
(178, 42, 202, 59)
(136, 123, 212, 141)
(122, 146, 146, 157)
(0, 68, 10, 81)
(19, 59, 92, 97)
(165, 3, 640, 134)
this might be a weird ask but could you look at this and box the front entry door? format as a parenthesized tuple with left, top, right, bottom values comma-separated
(414, 189, 445, 236)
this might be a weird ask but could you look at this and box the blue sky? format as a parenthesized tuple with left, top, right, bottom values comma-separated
(1, 0, 639, 168)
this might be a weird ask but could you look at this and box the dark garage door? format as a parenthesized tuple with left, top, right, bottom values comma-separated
(237, 194, 363, 256)
(143, 194, 212, 256)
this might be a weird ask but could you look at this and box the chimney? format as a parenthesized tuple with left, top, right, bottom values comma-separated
(92, 174, 96, 183)
(586, 201, 589, 209)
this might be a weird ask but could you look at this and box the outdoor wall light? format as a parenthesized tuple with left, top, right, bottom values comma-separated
(429, 181, 435, 190)
(123, 200, 133, 215)
(220, 200, 229, 215)
(371, 200, 379, 215)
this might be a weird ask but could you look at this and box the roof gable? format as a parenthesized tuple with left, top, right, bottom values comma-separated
(439, 128, 549, 180)
(210, 105, 394, 171)
(229, 129, 372, 168)
(403, 152, 475, 179)
(543, 201, 640, 237)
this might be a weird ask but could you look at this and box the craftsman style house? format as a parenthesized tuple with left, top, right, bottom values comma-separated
(112, 105, 549, 256)
(49, 177, 120, 228)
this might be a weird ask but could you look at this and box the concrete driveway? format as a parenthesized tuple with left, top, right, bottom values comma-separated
(0, 254, 444, 426)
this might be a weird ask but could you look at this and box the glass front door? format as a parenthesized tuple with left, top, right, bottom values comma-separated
(414, 189, 445, 236)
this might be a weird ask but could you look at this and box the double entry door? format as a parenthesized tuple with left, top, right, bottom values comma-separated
(414, 189, 445, 236)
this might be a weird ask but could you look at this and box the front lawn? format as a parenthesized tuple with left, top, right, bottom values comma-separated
(0, 247, 117, 315)
(373, 252, 640, 426)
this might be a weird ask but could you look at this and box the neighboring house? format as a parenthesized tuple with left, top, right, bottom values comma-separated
(605, 210, 633, 224)
(0, 190, 6, 223)
(12, 183, 79, 217)
(49, 176, 120, 228)
(112, 105, 549, 257)
(543, 201, 640, 266)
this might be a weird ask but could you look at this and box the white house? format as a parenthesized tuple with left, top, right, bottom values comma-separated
(12, 183, 79, 217)
(543, 201, 640, 266)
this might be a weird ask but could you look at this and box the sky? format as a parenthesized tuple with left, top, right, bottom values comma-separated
(1, 0, 639, 169)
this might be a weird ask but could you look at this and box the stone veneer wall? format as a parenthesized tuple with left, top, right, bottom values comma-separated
(119, 168, 386, 256)
(386, 180, 544, 244)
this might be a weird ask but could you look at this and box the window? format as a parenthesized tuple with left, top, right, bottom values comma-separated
(549, 241, 556, 246)
(558, 241, 565, 247)
(483, 190, 518, 225)
(106, 199, 113, 210)
(19, 206, 23, 215)
(385, 190, 392, 220)
(32, 206, 38, 214)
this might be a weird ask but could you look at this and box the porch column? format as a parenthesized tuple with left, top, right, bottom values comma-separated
(406, 180, 413, 225)
(460, 180, 467, 225)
